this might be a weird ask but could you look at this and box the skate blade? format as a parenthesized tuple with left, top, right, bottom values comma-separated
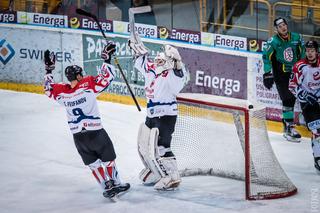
(104, 184, 130, 200)
(156, 180, 181, 191)
(108, 196, 118, 202)
(283, 134, 301, 143)
(103, 193, 118, 202)
(116, 187, 130, 198)
(156, 187, 177, 191)
(103, 190, 117, 199)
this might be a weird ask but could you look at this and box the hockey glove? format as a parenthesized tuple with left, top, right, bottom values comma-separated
(101, 41, 116, 64)
(44, 50, 55, 74)
(164, 45, 181, 61)
(128, 32, 149, 56)
(297, 88, 318, 105)
(263, 72, 274, 90)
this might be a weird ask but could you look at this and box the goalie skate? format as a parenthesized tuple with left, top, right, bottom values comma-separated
(103, 180, 130, 200)
(155, 179, 181, 191)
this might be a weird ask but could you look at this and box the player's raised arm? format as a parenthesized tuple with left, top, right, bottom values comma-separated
(128, 32, 150, 75)
(92, 41, 116, 94)
(43, 50, 58, 100)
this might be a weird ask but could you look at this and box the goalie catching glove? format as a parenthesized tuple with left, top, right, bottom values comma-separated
(128, 32, 149, 56)
(101, 41, 116, 64)
(44, 50, 55, 74)
(164, 45, 182, 70)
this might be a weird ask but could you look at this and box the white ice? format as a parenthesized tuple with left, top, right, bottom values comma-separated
(0, 90, 319, 213)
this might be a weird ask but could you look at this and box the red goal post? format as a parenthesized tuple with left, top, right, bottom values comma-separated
(173, 93, 297, 200)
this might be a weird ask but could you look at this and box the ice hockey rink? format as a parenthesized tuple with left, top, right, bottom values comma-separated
(0, 89, 319, 213)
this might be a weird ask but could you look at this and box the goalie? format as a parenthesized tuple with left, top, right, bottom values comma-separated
(289, 40, 320, 172)
(128, 33, 189, 190)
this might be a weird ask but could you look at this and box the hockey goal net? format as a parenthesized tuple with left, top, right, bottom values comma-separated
(172, 93, 297, 200)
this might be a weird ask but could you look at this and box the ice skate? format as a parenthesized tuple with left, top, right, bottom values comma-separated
(154, 176, 181, 191)
(103, 180, 130, 201)
(283, 120, 301, 143)
(103, 180, 117, 199)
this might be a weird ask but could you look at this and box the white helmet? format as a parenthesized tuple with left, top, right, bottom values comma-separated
(154, 52, 174, 75)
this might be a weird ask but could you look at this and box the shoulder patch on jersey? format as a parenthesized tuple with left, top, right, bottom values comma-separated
(146, 62, 156, 76)
(295, 60, 308, 71)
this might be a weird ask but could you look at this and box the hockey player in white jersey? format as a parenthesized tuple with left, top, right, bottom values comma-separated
(289, 40, 320, 172)
(43, 41, 130, 198)
(128, 33, 189, 190)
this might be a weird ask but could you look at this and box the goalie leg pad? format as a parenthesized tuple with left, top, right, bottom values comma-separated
(139, 168, 161, 185)
(154, 157, 181, 190)
(137, 123, 164, 182)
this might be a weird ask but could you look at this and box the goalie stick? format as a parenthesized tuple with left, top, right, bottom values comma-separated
(128, 6, 152, 83)
(76, 8, 141, 112)
(129, 6, 152, 42)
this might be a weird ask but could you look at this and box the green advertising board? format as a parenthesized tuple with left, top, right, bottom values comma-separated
(82, 34, 161, 98)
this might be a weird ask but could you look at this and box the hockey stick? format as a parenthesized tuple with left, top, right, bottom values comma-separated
(128, 6, 152, 83)
(129, 6, 152, 41)
(76, 8, 141, 112)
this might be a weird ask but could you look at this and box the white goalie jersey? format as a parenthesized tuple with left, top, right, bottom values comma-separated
(134, 54, 188, 118)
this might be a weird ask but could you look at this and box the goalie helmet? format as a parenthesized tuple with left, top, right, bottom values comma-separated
(154, 52, 174, 75)
(65, 65, 83, 81)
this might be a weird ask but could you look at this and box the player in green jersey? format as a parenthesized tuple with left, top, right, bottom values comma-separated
(263, 17, 305, 142)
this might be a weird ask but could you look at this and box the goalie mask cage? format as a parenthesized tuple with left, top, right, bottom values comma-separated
(172, 93, 297, 200)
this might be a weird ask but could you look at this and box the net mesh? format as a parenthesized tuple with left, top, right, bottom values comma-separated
(172, 93, 297, 200)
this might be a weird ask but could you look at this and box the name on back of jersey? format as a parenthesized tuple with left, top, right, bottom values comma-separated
(64, 97, 87, 107)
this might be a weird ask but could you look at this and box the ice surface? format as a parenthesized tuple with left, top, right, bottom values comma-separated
(0, 90, 318, 213)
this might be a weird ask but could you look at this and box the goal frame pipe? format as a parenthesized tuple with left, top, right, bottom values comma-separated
(176, 96, 298, 200)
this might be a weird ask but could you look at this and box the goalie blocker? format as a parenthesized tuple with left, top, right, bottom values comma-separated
(137, 123, 181, 190)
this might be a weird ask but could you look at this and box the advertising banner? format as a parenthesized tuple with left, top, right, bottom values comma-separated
(247, 38, 267, 52)
(158, 27, 201, 44)
(113, 20, 157, 38)
(201, 31, 247, 51)
(0, 11, 17, 23)
(180, 48, 247, 99)
(248, 57, 301, 121)
(68, 16, 113, 33)
(82, 33, 161, 97)
(0, 27, 83, 84)
(17, 12, 68, 28)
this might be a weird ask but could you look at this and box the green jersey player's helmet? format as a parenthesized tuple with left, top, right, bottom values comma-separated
(273, 17, 288, 27)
